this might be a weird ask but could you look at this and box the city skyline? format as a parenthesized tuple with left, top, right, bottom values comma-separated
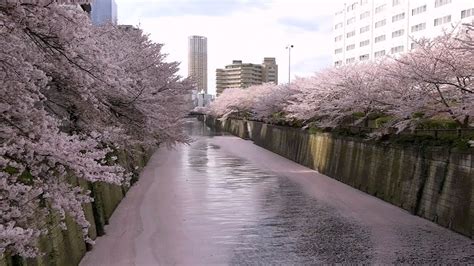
(115, 0, 346, 95)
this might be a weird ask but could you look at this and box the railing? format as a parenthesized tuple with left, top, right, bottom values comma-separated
(406, 128, 474, 138)
(344, 126, 474, 138)
(209, 115, 474, 139)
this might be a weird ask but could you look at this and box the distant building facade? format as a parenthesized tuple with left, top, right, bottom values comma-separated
(216, 58, 278, 96)
(91, 0, 117, 26)
(261, 57, 278, 83)
(189, 90, 214, 109)
(188, 36, 208, 94)
(333, 0, 474, 66)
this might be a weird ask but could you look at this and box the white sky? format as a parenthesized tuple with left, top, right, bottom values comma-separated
(115, 0, 346, 95)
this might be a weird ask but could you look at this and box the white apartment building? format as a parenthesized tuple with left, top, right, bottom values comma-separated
(333, 0, 474, 66)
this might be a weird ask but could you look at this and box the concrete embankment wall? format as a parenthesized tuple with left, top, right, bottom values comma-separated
(1, 148, 153, 266)
(202, 116, 473, 238)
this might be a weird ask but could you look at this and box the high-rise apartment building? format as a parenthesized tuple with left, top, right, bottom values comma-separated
(91, 0, 117, 25)
(216, 58, 278, 96)
(188, 36, 208, 94)
(262, 57, 279, 84)
(333, 0, 474, 66)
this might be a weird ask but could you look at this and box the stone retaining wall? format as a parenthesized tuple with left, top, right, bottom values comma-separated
(1, 148, 153, 266)
(202, 116, 473, 238)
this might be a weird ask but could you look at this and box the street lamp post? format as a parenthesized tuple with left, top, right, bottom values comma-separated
(286, 44, 294, 84)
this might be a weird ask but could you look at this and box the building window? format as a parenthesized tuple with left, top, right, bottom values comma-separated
(335, 35, 343, 42)
(335, 22, 343, 29)
(359, 54, 369, 61)
(347, 2, 358, 12)
(347, 30, 356, 38)
(392, 29, 405, 38)
(346, 44, 355, 50)
(374, 50, 386, 58)
(435, 0, 451, 8)
(411, 22, 426, 32)
(434, 15, 451, 26)
(375, 19, 386, 28)
(346, 57, 356, 63)
(391, 45, 404, 54)
(410, 43, 418, 50)
(335, 48, 343, 54)
(360, 39, 370, 47)
(392, 12, 405, 22)
(360, 11, 370, 19)
(335, 60, 342, 67)
(360, 0, 368, 5)
(375, 4, 386, 14)
(461, 8, 474, 18)
(375, 35, 386, 43)
(360, 25, 370, 33)
(393, 0, 401, 6)
(347, 17, 356, 24)
(412, 5, 427, 16)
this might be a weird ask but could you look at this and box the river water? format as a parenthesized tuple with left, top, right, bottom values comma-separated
(81, 119, 473, 265)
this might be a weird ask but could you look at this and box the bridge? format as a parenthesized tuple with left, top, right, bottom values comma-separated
(80, 119, 473, 265)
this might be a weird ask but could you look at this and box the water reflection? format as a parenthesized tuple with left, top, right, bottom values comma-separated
(183, 117, 226, 137)
(81, 118, 473, 265)
(176, 119, 373, 264)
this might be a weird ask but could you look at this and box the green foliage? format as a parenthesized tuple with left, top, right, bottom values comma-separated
(271, 111, 285, 120)
(412, 112, 425, 119)
(4, 166, 34, 185)
(288, 120, 303, 128)
(276, 118, 303, 128)
(418, 118, 459, 129)
(4, 165, 19, 175)
(18, 170, 34, 185)
(104, 149, 119, 166)
(332, 127, 369, 138)
(390, 134, 471, 150)
(367, 112, 385, 120)
(308, 126, 323, 134)
(352, 112, 365, 118)
(453, 139, 471, 151)
(375, 116, 393, 128)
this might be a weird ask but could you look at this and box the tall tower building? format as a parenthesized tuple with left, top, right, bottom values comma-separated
(333, 0, 474, 66)
(188, 36, 208, 94)
(91, 0, 117, 26)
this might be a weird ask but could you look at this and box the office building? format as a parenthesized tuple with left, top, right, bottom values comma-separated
(333, 0, 474, 66)
(216, 58, 278, 96)
(188, 36, 208, 94)
(91, 0, 117, 25)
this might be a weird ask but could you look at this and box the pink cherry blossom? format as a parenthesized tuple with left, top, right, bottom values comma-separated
(1, 0, 193, 257)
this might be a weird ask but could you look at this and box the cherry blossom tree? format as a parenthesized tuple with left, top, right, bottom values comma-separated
(251, 83, 296, 122)
(385, 27, 473, 129)
(207, 88, 254, 119)
(1, 0, 192, 257)
(284, 64, 390, 128)
(209, 22, 473, 133)
(206, 83, 295, 122)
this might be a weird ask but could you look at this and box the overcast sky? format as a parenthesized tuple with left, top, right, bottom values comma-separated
(115, 0, 346, 95)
